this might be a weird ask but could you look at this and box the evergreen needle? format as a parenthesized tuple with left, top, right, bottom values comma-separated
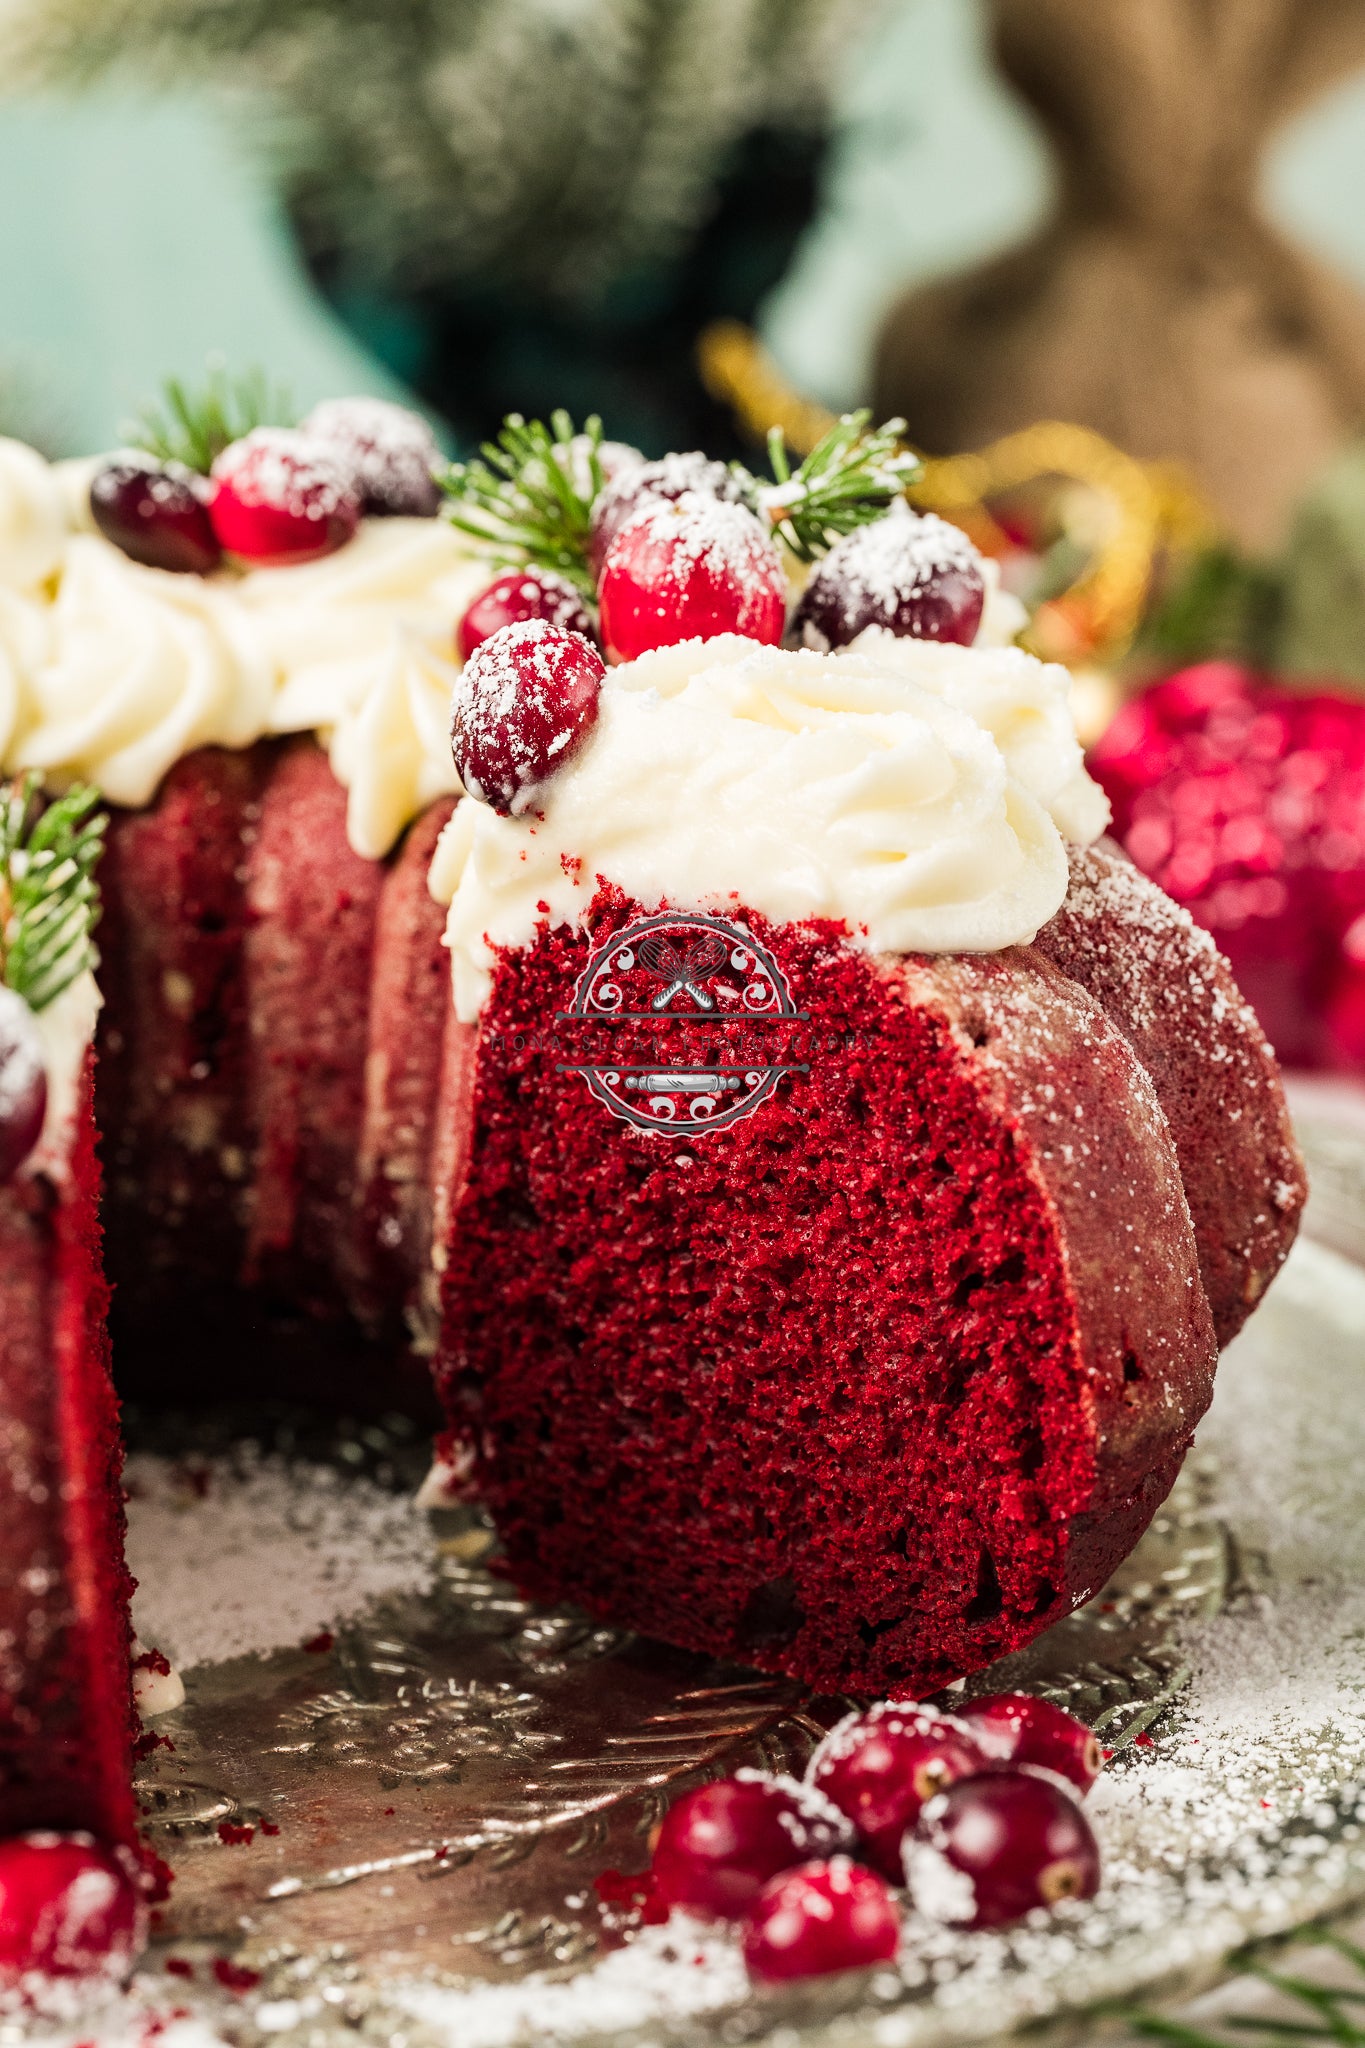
(127, 362, 295, 475)
(0, 776, 105, 1013)
(755, 410, 923, 562)
(438, 411, 605, 599)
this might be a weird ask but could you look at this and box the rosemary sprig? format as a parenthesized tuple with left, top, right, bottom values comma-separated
(0, 776, 106, 1013)
(438, 411, 606, 598)
(755, 410, 923, 562)
(126, 363, 295, 475)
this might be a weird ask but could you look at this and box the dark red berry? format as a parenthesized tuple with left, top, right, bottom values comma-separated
(0, 987, 47, 1187)
(90, 456, 221, 575)
(302, 396, 441, 517)
(906, 1769, 1101, 1929)
(796, 503, 985, 651)
(651, 1772, 854, 1921)
(956, 1694, 1102, 1796)
(557, 434, 643, 515)
(806, 1702, 987, 1881)
(598, 496, 786, 662)
(589, 450, 743, 575)
(742, 1857, 900, 1984)
(0, 1834, 145, 1992)
(451, 619, 605, 815)
(457, 566, 596, 662)
(209, 428, 360, 565)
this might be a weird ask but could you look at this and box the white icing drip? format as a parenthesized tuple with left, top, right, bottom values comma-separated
(429, 633, 1109, 1021)
(23, 968, 102, 1183)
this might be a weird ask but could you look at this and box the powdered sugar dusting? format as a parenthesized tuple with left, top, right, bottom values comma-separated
(450, 617, 604, 815)
(799, 503, 985, 650)
(303, 398, 441, 517)
(210, 429, 357, 523)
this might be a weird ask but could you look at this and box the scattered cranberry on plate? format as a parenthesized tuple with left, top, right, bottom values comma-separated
(451, 619, 605, 814)
(905, 1767, 1101, 1930)
(0, 987, 47, 1188)
(208, 427, 360, 565)
(598, 495, 786, 662)
(650, 1772, 855, 1921)
(955, 1693, 1103, 1796)
(457, 565, 596, 662)
(795, 502, 985, 650)
(90, 455, 222, 576)
(0, 1834, 146, 1997)
(741, 1857, 901, 1984)
(806, 1702, 987, 1881)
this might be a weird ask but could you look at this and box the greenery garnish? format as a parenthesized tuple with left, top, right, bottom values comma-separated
(1117, 1929, 1365, 2048)
(0, 776, 105, 1013)
(439, 411, 606, 599)
(126, 363, 295, 475)
(756, 410, 923, 562)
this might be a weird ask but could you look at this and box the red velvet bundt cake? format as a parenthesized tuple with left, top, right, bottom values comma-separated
(0, 406, 1303, 1984)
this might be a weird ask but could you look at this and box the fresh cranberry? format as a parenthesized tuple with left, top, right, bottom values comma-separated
(589, 450, 744, 574)
(90, 455, 221, 575)
(302, 396, 441, 517)
(796, 503, 985, 650)
(0, 986, 47, 1187)
(451, 619, 605, 814)
(906, 1769, 1101, 1929)
(651, 1772, 854, 1921)
(457, 566, 596, 662)
(742, 1858, 900, 1984)
(806, 1702, 987, 1881)
(209, 428, 360, 565)
(956, 1694, 1102, 1796)
(0, 1834, 146, 1993)
(598, 496, 786, 662)
(556, 434, 643, 512)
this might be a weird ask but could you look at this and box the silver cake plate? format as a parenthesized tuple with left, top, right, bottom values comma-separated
(18, 1104, 1365, 2048)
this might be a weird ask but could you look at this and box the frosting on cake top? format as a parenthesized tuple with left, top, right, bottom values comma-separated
(429, 631, 1111, 1021)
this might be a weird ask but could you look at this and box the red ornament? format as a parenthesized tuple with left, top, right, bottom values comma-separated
(650, 1773, 854, 1921)
(906, 1769, 1100, 1929)
(0, 1835, 145, 1995)
(741, 1858, 901, 1984)
(90, 456, 222, 575)
(457, 566, 595, 662)
(209, 428, 360, 565)
(806, 1702, 987, 1881)
(955, 1693, 1102, 1796)
(451, 620, 605, 814)
(598, 496, 786, 662)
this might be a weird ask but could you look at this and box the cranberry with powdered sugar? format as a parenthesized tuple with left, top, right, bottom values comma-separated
(451, 619, 605, 815)
(955, 1692, 1103, 1795)
(0, 1834, 146, 2004)
(0, 987, 47, 1188)
(302, 396, 442, 517)
(905, 1767, 1101, 1929)
(589, 449, 744, 575)
(806, 1700, 987, 1880)
(90, 454, 222, 576)
(457, 565, 597, 662)
(650, 1771, 856, 1921)
(741, 1857, 901, 1984)
(796, 501, 986, 651)
(209, 427, 360, 565)
(598, 494, 786, 662)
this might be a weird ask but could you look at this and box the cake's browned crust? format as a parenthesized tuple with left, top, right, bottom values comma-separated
(1034, 838, 1306, 1344)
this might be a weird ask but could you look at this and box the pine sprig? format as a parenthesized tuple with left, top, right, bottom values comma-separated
(438, 411, 607, 599)
(126, 363, 295, 475)
(0, 776, 106, 1013)
(754, 410, 923, 562)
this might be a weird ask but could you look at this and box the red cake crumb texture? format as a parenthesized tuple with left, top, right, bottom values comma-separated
(1091, 660, 1365, 1072)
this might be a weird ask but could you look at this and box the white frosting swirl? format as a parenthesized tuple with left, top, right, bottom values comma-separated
(24, 968, 102, 1184)
(429, 634, 1109, 1021)
(0, 438, 68, 592)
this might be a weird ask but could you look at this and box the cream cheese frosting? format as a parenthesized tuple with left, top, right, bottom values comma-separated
(23, 967, 102, 1184)
(429, 632, 1110, 1021)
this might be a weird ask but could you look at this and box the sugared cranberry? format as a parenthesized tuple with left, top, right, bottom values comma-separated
(806, 1702, 987, 1881)
(209, 428, 360, 565)
(906, 1769, 1101, 1929)
(956, 1693, 1102, 1796)
(556, 434, 643, 511)
(598, 495, 786, 663)
(457, 566, 596, 662)
(0, 1834, 145, 1995)
(796, 503, 985, 650)
(651, 1772, 854, 1921)
(0, 986, 47, 1187)
(90, 455, 221, 575)
(302, 396, 441, 517)
(741, 1858, 900, 1984)
(451, 619, 605, 814)
(589, 450, 744, 574)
